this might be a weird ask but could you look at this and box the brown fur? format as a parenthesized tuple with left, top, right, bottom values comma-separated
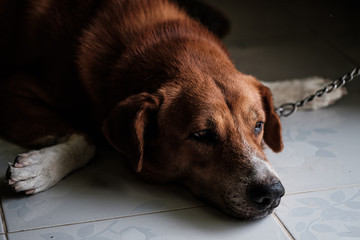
(0, 0, 283, 219)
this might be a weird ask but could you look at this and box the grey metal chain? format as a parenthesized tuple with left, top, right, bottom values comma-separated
(276, 67, 360, 117)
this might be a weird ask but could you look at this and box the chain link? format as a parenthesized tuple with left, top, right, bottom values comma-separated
(276, 67, 360, 117)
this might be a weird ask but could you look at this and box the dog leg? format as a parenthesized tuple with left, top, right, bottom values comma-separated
(0, 73, 95, 194)
(262, 77, 347, 110)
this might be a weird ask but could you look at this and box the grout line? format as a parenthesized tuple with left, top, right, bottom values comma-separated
(3, 184, 360, 235)
(273, 213, 295, 240)
(6, 205, 204, 234)
(284, 183, 360, 197)
(0, 199, 9, 240)
(0, 200, 8, 233)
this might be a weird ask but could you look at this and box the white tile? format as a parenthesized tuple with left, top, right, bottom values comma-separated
(1, 147, 201, 232)
(8, 207, 290, 240)
(276, 186, 360, 240)
(264, 64, 360, 194)
(266, 90, 360, 194)
(0, 234, 5, 240)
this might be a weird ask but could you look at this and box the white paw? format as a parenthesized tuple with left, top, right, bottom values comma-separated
(6, 150, 63, 194)
(5, 134, 95, 194)
(263, 77, 347, 110)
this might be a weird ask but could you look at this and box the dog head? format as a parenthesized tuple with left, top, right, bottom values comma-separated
(102, 67, 284, 219)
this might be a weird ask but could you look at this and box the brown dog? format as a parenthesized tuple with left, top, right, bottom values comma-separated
(0, 0, 284, 219)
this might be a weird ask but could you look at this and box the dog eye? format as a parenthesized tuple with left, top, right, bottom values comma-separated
(254, 121, 264, 135)
(189, 129, 217, 144)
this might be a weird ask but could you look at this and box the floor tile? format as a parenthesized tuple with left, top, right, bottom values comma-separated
(0, 147, 201, 232)
(8, 207, 290, 240)
(265, 63, 360, 194)
(266, 87, 360, 194)
(0, 234, 5, 240)
(276, 186, 360, 240)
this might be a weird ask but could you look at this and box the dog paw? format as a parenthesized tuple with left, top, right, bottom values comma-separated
(5, 134, 95, 195)
(6, 150, 61, 194)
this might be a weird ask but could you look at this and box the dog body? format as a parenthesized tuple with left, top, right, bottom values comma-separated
(0, 0, 286, 219)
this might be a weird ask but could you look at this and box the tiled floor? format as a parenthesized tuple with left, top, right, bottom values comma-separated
(1, 1, 359, 239)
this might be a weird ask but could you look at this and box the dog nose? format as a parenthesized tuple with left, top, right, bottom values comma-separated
(247, 181, 285, 210)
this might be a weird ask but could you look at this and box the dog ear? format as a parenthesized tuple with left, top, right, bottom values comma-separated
(102, 92, 162, 172)
(258, 85, 283, 152)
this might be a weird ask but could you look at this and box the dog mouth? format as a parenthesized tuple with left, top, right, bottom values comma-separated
(184, 169, 285, 220)
(220, 197, 277, 220)
(219, 189, 283, 220)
